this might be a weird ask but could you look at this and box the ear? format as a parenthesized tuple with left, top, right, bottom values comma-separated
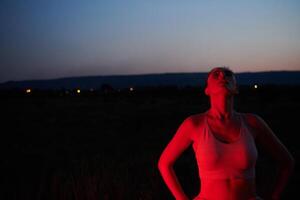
(205, 87, 209, 96)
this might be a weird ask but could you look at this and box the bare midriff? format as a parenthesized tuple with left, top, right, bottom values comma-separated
(196, 178, 257, 200)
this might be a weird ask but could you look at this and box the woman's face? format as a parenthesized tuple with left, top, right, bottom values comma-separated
(205, 68, 238, 96)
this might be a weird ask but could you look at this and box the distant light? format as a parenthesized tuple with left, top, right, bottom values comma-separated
(26, 89, 31, 93)
(129, 87, 134, 92)
(89, 88, 94, 92)
(254, 84, 258, 89)
(77, 89, 81, 94)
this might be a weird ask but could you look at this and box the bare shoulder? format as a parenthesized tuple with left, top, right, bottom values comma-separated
(242, 112, 268, 127)
(183, 113, 206, 140)
(186, 113, 206, 125)
(240, 112, 266, 139)
(242, 112, 261, 126)
(242, 112, 280, 142)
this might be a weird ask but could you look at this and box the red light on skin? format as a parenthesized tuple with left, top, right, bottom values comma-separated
(158, 68, 295, 200)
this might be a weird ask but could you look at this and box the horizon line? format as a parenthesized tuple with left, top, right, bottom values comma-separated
(1, 69, 300, 84)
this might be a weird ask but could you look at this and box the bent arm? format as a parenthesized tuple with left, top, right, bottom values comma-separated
(252, 115, 295, 199)
(158, 117, 194, 200)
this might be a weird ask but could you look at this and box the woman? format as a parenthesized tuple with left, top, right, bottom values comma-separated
(158, 67, 294, 200)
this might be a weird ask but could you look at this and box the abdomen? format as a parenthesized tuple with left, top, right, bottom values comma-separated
(196, 178, 257, 200)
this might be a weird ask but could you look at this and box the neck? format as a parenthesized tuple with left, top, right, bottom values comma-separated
(208, 94, 235, 120)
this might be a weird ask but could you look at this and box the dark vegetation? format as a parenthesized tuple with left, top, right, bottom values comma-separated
(0, 85, 299, 200)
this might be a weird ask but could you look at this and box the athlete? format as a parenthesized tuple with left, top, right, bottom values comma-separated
(158, 67, 294, 200)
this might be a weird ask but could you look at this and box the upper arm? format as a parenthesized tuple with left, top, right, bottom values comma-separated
(247, 114, 294, 164)
(158, 116, 194, 167)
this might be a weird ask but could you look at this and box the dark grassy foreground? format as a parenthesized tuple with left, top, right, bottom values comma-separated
(0, 85, 299, 200)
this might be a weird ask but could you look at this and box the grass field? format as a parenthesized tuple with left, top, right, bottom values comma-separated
(0, 85, 299, 200)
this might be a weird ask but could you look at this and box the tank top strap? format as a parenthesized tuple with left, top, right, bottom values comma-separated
(238, 112, 254, 140)
(237, 112, 246, 138)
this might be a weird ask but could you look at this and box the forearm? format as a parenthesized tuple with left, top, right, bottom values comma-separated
(158, 165, 189, 200)
(270, 161, 295, 199)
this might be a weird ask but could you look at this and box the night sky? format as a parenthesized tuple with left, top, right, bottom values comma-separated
(1, 0, 300, 82)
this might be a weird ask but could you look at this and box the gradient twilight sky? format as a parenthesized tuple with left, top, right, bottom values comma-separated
(1, 0, 300, 82)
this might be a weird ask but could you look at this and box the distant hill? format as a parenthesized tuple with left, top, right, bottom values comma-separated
(0, 71, 300, 90)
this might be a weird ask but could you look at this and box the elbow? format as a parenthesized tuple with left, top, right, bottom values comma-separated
(157, 157, 174, 172)
(157, 161, 163, 172)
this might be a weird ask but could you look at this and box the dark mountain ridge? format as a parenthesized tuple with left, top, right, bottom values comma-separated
(1, 71, 300, 90)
